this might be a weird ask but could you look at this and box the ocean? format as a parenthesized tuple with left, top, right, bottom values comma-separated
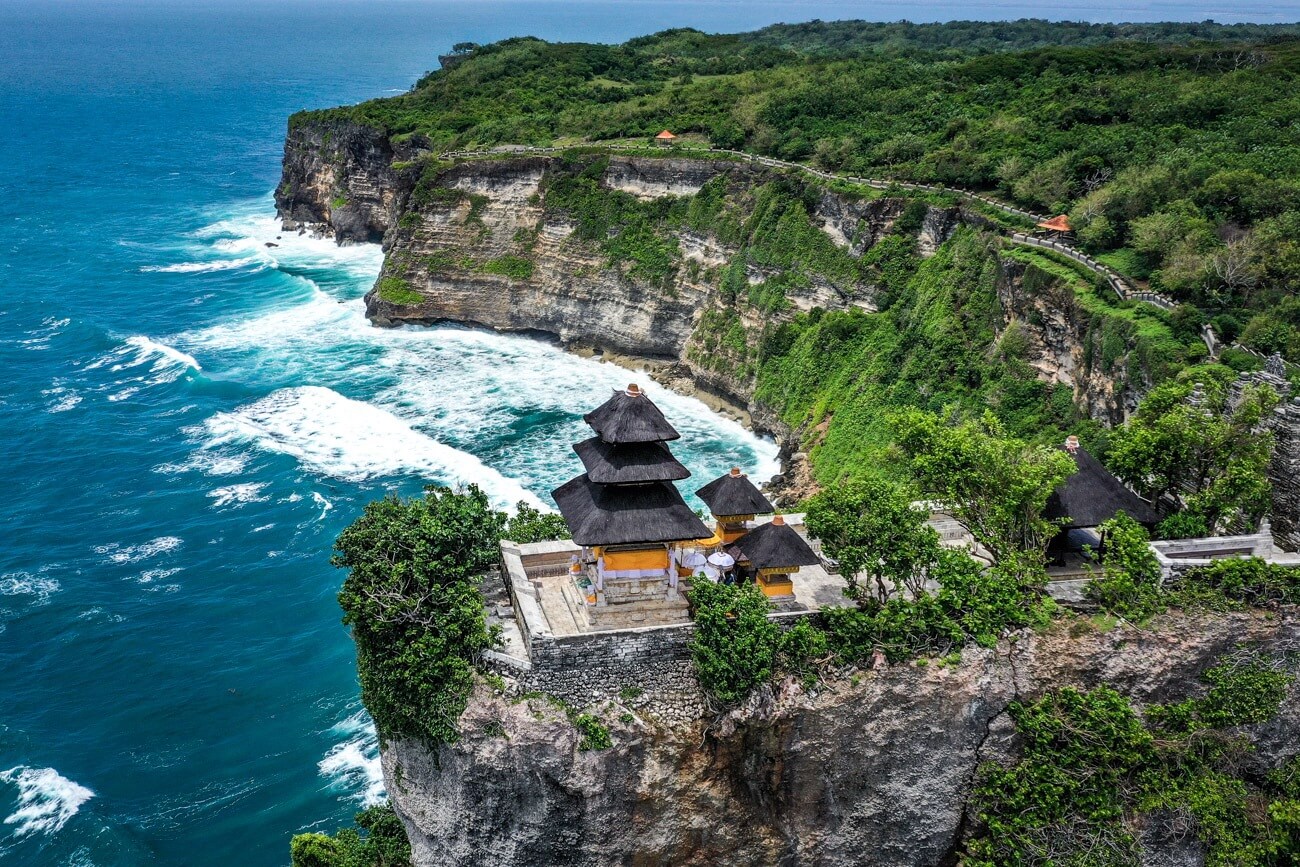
(0, 1, 1296, 865)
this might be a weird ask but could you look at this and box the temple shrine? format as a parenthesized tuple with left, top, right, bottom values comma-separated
(552, 383, 712, 625)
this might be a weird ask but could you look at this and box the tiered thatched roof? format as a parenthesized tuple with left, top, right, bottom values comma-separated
(583, 384, 680, 444)
(696, 467, 774, 518)
(1045, 443, 1161, 529)
(734, 516, 820, 572)
(552, 475, 709, 546)
(573, 437, 690, 485)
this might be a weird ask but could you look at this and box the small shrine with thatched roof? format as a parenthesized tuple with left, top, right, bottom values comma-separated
(733, 514, 821, 600)
(1045, 435, 1161, 567)
(696, 466, 775, 544)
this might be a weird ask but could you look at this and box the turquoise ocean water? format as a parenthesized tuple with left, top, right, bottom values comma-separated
(1, 1, 1295, 865)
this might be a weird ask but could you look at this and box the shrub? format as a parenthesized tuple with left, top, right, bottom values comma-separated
(688, 581, 781, 703)
(290, 804, 411, 867)
(574, 713, 612, 750)
(1085, 512, 1165, 621)
(376, 277, 423, 305)
(503, 501, 570, 543)
(778, 619, 829, 675)
(335, 486, 504, 747)
(1172, 557, 1300, 608)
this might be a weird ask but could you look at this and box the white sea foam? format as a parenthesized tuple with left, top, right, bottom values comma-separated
(140, 256, 261, 274)
(123, 336, 202, 374)
(155, 449, 248, 477)
(319, 712, 384, 806)
(0, 766, 95, 837)
(96, 536, 183, 565)
(43, 387, 82, 413)
(0, 573, 60, 606)
(201, 386, 544, 509)
(207, 482, 269, 508)
(136, 567, 182, 585)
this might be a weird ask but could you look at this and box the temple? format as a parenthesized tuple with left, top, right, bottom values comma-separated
(1045, 434, 1162, 569)
(552, 384, 711, 626)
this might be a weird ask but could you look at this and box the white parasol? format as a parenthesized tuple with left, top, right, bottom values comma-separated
(707, 551, 736, 569)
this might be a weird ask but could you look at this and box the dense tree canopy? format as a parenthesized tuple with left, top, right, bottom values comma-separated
(300, 22, 1300, 357)
(334, 485, 505, 746)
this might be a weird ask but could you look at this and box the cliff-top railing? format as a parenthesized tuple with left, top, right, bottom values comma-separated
(438, 142, 1182, 314)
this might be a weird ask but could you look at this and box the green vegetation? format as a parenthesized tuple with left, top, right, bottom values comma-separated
(966, 655, 1299, 866)
(503, 501, 570, 543)
(1084, 513, 1165, 621)
(805, 477, 944, 602)
(290, 804, 411, 867)
(299, 22, 1300, 358)
(335, 486, 505, 747)
(753, 229, 1108, 482)
(894, 410, 1076, 561)
(1107, 376, 1278, 533)
(376, 277, 423, 305)
(687, 580, 782, 704)
(480, 254, 535, 280)
(573, 713, 612, 750)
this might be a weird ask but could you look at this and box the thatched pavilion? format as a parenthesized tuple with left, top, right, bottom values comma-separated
(1045, 436, 1161, 564)
(696, 467, 775, 545)
(733, 515, 820, 600)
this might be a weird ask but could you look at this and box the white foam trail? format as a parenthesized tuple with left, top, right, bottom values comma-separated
(319, 712, 384, 806)
(201, 386, 544, 509)
(95, 536, 183, 565)
(140, 257, 261, 274)
(0, 573, 60, 606)
(123, 336, 202, 374)
(207, 482, 269, 508)
(0, 767, 95, 837)
(155, 450, 248, 477)
(136, 568, 182, 585)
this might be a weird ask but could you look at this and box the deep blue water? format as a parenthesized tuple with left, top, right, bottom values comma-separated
(1, 1, 1297, 865)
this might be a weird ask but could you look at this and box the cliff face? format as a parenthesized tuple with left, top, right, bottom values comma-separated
(276, 120, 411, 243)
(276, 133, 1145, 443)
(382, 611, 1299, 867)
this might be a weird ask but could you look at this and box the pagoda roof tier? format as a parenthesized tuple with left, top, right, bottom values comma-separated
(696, 467, 774, 518)
(583, 384, 681, 444)
(552, 474, 711, 547)
(573, 437, 690, 485)
(734, 516, 820, 572)
(1045, 442, 1161, 529)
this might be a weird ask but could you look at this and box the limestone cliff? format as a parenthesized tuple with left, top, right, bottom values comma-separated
(381, 610, 1299, 867)
(276, 132, 1154, 477)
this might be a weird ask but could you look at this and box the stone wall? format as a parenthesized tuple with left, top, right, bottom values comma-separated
(1227, 357, 1300, 550)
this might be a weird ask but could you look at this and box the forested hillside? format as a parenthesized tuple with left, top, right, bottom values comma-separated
(295, 22, 1300, 360)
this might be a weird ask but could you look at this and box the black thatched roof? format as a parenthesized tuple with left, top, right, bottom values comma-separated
(696, 468, 774, 517)
(734, 518, 820, 572)
(583, 385, 681, 444)
(573, 437, 690, 485)
(1045, 446, 1162, 529)
(552, 474, 710, 546)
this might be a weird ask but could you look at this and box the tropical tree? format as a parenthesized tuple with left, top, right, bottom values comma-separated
(1107, 379, 1276, 533)
(335, 485, 505, 746)
(892, 410, 1075, 562)
(804, 477, 943, 602)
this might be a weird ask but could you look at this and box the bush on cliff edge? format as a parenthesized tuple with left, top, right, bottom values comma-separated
(335, 485, 505, 747)
(291, 803, 411, 867)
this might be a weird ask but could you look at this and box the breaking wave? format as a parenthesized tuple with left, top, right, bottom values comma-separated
(318, 712, 384, 806)
(0, 766, 95, 837)
(201, 386, 545, 509)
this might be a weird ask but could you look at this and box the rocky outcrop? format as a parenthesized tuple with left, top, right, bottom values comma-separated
(276, 119, 413, 243)
(383, 610, 1299, 867)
